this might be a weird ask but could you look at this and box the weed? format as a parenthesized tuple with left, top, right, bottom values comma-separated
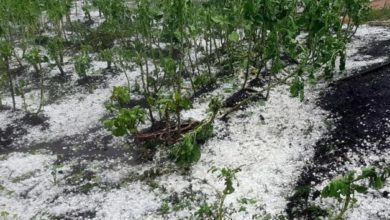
(11, 171, 36, 183)
(159, 202, 170, 215)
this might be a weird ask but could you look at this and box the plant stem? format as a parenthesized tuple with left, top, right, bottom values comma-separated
(5, 58, 16, 111)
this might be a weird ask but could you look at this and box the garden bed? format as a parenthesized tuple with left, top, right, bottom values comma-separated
(0, 0, 389, 219)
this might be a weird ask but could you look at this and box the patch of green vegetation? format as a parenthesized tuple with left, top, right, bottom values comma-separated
(0, 211, 9, 217)
(159, 202, 170, 215)
(65, 166, 100, 194)
(0, 155, 7, 161)
(11, 171, 37, 183)
(195, 203, 213, 219)
(366, 7, 390, 21)
(0, 209, 18, 219)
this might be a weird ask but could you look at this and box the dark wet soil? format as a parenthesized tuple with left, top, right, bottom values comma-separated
(224, 88, 265, 108)
(248, 76, 268, 88)
(0, 113, 48, 150)
(25, 125, 139, 164)
(76, 75, 108, 87)
(287, 62, 390, 219)
(358, 38, 390, 58)
(0, 124, 27, 149)
(18, 113, 49, 127)
(191, 81, 219, 99)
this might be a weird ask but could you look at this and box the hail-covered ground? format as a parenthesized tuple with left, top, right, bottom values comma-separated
(1, 6, 390, 219)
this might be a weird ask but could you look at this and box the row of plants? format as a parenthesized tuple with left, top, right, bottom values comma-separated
(102, 0, 371, 165)
(0, 0, 371, 165)
(154, 165, 389, 219)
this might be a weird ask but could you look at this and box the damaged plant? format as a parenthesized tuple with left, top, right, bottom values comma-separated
(171, 97, 221, 165)
(25, 47, 47, 113)
(74, 45, 92, 78)
(196, 166, 242, 220)
(104, 86, 146, 136)
(321, 166, 390, 220)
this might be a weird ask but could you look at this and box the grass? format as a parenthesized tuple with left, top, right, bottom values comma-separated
(366, 7, 390, 21)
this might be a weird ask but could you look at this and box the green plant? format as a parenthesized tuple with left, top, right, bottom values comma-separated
(209, 166, 242, 220)
(25, 47, 46, 113)
(0, 71, 7, 109)
(0, 41, 15, 111)
(158, 91, 193, 132)
(195, 203, 213, 219)
(15, 80, 28, 112)
(171, 132, 201, 165)
(104, 106, 146, 136)
(82, 2, 93, 22)
(25, 48, 42, 74)
(170, 97, 220, 165)
(106, 86, 131, 110)
(159, 201, 170, 215)
(321, 166, 390, 220)
(100, 48, 114, 69)
(0, 211, 9, 217)
(74, 51, 91, 78)
(193, 73, 216, 91)
(48, 36, 66, 76)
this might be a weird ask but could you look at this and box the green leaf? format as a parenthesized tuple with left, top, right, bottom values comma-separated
(211, 16, 225, 25)
(362, 167, 376, 178)
(228, 31, 240, 42)
(373, 178, 385, 189)
(103, 119, 114, 129)
(290, 76, 304, 101)
(353, 184, 368, 194)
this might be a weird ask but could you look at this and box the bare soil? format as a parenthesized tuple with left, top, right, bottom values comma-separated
(371, 0, 390, 9)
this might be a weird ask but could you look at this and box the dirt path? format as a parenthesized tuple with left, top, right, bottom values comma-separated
(371, 0, 390, 9)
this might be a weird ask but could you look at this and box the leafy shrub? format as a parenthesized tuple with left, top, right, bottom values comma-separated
(171, 133, 201, 165)
(106, 86, 131, 110)
(104, 106, 145, 136)
(74, 53, 91, 78)
(100, 48, 114, 69)
(48, 36, 66, 75)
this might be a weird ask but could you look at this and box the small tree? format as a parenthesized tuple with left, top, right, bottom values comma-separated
(48, 36, 66, 76)
(25, 47, 46, 113)
(74, 46, 92, 78)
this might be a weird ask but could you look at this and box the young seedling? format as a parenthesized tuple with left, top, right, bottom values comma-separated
(321, 166, 390, 220)
(209, 166, 242, 220)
